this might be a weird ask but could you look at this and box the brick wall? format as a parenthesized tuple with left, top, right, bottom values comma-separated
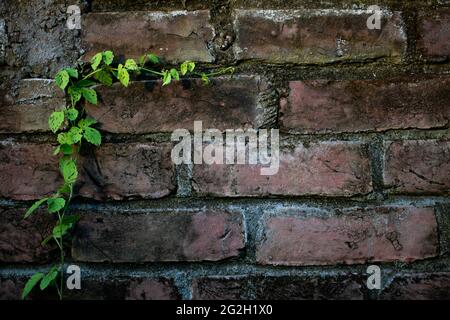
(0, 0, 449, 300)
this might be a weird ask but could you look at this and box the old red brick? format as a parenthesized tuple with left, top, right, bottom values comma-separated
(0, 206, 55, 263)
(256, 206, 438, 266)
(281, 77, 450, 133)
(193, 141, 372, 197)
(192, 275, 368, 300)
(72, 210, 244, 262)
(418, 10, 450, 60)
(383, 140, 450, 194)
(0, 142, 61, 200)
(0, 142, 175, 201)
(380, 273, 450, 300)
(78, 143, 175, 200)
(233, 9, 406, 63)
(0, 79, 65, 133)
(82, 10, 214, 63)
(86, 76, 265, 133)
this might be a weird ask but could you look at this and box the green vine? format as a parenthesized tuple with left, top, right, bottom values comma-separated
(21, 50, 234, 300)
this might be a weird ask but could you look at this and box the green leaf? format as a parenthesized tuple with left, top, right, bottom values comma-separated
(180, 61, 195, 75)
(147, 53, 159, 64)
(83, 127, 102, 146)
(24, 198, 48, 219)
(48, 111, 65, 133)
(68, 86, 82, 103)
(180, 62, 188, 76)
(57, 132, 71, 145)
(66, 108, 79, 121)
(187, 61, 195, 72)
(65, 68, 78, 78)
(41, 235, 52, 246)
(201, 73, 210, 85)
(58, 184, 71, 195)
(90, 53, 102, 70)
(77, 79, 97, 87)
(68, 127, 83, 144)
(118, 64, 129, 87)
(124, 58, 138, 71)
(170, 68, 180, 81)
(60, 144, 74, 155)
(22, 273, 44, 299)
(47, 197, 66, 213)
(162, 71, 171, 86)
(40, 266, 58, 290)
(60, 157, 78, 184)
(53, 223, 72, 238)
(61, 215, 80, 225)
(55, 70, 69, 91)
(81, 87, 97, 105)
(94, 69, 113, 86)
(78, 117, 97, 129)
(102, 50, 114, 65)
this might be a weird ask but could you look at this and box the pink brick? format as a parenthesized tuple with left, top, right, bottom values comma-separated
(257, 206, 438, 266)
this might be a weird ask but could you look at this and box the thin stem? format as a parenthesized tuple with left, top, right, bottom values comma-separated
(82, 68, 102, 80)
(138, 67, 164, 76)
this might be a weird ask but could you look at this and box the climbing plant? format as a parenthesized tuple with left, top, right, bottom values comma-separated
(21, 50, 234, 300)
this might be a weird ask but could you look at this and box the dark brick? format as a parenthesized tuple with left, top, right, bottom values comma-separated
(77, 143, 175, 200)
(418, 10, 450, 60)
(86, 76, 266, 133)
(380, 273, 450, 300)
(72, 210, 245, 262)
(0, 142, 175, 201)
(0, 206, 55, 263)
(192, 275, 369, 300)
(0, 275, 180, 300)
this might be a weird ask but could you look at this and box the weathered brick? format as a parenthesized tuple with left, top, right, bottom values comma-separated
(192, 275, 368, 300)
(383, 140, 450, 195)
(0, 206, 55, 263)
(281, 77, 450, 133)
(82, 10, 214, 63)
(0, 277, 24, 300)
(0, 79, 65, 133)
(0, 142, 175, 200)
(86, 76, 265, 133)
(193, 141, 372, 197)
(72, 210, 245, 262)
(0, 275, 179, 300)
(256, 206, 438, 266)
(233, 9, 406, 64)
(418, 10, 450, 60)
(0, 142, 61, 200)
(78, 143, 175, 200)
(380, 273, 450, 300)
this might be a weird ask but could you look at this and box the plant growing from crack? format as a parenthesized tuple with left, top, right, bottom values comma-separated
(21, 50, 234, 300)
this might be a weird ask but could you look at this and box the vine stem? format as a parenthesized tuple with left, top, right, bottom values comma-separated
(56, 185, 73, 300)
(137, 67, 164, 76)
